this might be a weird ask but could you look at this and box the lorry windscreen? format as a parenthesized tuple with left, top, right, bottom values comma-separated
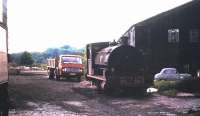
(62, 56, 82, 64)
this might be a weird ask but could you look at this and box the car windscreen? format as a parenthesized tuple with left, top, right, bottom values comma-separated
(164, 69, 177, 74)
(62, 56, 82, 64)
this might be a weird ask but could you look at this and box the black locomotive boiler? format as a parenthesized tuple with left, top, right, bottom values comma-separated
(86, 42, 151, 93)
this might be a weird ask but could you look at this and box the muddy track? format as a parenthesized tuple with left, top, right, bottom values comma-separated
(8, 71, 200, 116)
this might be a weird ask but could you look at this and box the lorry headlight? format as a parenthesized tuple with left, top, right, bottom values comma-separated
(62, 68, 67, 72)
(80, 69, 83, 72)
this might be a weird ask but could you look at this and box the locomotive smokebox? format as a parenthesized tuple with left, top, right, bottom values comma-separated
(95, 45, 144, 76)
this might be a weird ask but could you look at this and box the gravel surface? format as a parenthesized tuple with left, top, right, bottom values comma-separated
(8, 71, 200, 116)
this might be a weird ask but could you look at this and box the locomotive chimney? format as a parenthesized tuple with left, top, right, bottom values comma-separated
(120, 36, 129, 46)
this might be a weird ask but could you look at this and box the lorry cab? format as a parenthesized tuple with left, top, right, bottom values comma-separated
(48, 55, 84, 81)
(58, 55, 83, 77)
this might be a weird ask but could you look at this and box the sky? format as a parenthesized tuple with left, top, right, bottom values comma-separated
(8, 0, 192, 53)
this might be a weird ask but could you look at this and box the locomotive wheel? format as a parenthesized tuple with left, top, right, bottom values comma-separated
(104, 71, 122, 96)
(96, 81, 101, 91)
(54, 69, 60, 80)
(101, 81, 106, 90)
(104, 81, 113, 94)
(104, 82, 122, 96)
(104, 76, 117, 94)
(55, 75, 60, 80)
(49, 68, 55, 80)
(77, 77, 81, 82)
(104, 71, 114, 94)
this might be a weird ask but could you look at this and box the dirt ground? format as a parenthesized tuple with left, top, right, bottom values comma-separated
(8, 71, 200, 116)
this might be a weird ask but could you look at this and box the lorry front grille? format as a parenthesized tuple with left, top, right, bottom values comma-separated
(63, 68, 80, 73)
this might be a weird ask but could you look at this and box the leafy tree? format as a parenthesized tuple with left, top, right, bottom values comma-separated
(31, 52, 47, 64)
(20, 51, 34, 66)
(44, 48, 60, 58)
(10, 53, 22, 65)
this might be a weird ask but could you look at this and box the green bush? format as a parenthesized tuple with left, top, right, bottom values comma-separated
(154, 80, 177, 91)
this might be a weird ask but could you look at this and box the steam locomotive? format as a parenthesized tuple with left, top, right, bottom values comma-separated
(86, 41, 152, 93)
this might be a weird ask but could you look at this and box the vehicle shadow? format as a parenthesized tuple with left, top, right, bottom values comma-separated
(16, 70, 48, 76)
(72, 86, 153, 100)
(51, 77, 81, 83)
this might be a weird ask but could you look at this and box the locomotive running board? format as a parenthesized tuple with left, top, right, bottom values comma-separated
(87, 75, 106, 81)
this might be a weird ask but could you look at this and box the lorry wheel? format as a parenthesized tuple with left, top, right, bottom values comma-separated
(0, 83, 9, 116)
(49, 68, 55, 80)
(77, 77, 81, 82)
(49, 74, 54, 80)
(85, 74, 89, 81)
(56, 75, 60, 80)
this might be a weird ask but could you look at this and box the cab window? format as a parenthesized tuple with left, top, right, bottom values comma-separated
(62, 56, 82, 64)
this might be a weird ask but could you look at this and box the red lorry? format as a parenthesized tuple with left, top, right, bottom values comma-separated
(47, 55, 84, 81)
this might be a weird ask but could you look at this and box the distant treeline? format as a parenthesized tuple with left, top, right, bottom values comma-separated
(9, 45, 85, 65)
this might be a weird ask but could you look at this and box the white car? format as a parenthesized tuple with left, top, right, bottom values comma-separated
(154, 68, 192, 81)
